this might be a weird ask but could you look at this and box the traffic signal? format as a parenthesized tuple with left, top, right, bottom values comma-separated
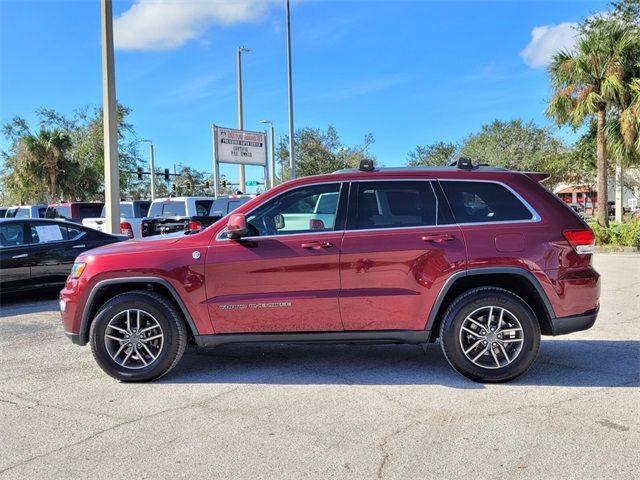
(171, 183, 176, 193)
(164, 168, 170, 181)
(137, 167, 143, 180)
(221, 179, 227, 188)
(186, 181, 192, 191)
(204, 181, 210, 189)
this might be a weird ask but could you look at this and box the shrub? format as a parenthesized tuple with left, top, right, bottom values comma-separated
(587, 219, 640, 247)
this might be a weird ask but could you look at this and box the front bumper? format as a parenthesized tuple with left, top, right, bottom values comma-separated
(549, 307, 599, 336)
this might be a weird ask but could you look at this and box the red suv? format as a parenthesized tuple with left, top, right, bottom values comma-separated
(60, 159, 600, 383)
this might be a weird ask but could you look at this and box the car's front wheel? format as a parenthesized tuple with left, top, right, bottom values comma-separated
(89, 291, 187, 382)
(440, 287, 540, 383)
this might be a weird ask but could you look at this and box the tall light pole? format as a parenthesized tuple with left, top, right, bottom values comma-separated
(101, 0, 120, 233)
(285, 0, 296, 179)
(137, 139, 155, 200)
(260, 120, 275, 188)
(237, 46, 251, 192)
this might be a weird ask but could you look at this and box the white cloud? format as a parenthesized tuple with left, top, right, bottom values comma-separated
(520, 22, 579, 68)
(114, 0, 270, 51)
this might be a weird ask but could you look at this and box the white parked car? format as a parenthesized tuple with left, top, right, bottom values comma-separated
(82, 201, 151, 239)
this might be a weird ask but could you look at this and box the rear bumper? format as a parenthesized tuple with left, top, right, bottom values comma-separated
(550, 307, 599, 336)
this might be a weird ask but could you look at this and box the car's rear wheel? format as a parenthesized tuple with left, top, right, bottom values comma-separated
(90, 291, 186, 382)
(440, 287, 540, 383)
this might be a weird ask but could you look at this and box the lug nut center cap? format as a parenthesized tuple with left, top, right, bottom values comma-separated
(485, 332, 497, 343)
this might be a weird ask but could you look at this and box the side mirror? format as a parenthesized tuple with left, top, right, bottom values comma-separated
(274, 214, 285, 230)
(227, 213, 248, 239)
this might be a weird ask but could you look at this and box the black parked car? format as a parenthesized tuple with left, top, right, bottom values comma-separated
(0, 218, 127, 296)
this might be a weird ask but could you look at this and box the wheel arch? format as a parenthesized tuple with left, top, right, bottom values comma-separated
(426, 268, 555, 340)
(79, 277, 198, 345)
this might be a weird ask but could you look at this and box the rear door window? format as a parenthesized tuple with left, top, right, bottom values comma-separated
(440, 181, 534, 223)
(346, 181, 437, 230)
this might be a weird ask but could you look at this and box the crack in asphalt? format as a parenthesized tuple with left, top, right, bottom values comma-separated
(0, 386, 243, 476)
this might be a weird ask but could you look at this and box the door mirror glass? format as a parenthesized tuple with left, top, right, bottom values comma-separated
(227, 213, 248, 239)
(274, 214, 285, 230)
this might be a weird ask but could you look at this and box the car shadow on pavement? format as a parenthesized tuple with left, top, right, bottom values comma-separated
(163, 339, 639, 388)
(0, 289, 61, 318)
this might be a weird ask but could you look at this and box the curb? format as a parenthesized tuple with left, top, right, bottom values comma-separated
(594, 246, 639, 253)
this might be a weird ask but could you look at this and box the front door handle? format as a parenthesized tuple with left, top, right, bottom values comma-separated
(72, 244, 86, 249)
(301, 241, 334, 250)
(12, 253, 28, 259)
(421, 234, 454, 243)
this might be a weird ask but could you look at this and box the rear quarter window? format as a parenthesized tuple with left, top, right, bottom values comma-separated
(440, 181, 534, 223)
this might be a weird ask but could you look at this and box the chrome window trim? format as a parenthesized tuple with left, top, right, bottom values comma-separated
(215, 181, 345, 241)
(346, 178, 440, 232)
(436, 178, 542, 225)
(215, 177, 542, 240)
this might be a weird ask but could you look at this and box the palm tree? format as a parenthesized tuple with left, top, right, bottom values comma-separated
(546, 21, 637, 227)
(608, 78, 640, 220)
(23, 128, 72, 201)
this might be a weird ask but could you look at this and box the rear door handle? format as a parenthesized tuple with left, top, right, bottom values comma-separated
(12, 253, 28, 259)
(72, 244, 86, 249)
(301, 241, 334, 250)
(421, 234, 454, 243)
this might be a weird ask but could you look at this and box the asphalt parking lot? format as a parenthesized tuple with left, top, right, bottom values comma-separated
(0, 254, 638, 480)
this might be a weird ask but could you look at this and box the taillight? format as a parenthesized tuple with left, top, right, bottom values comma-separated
(563, 229, 595, 254)
(120, 221, 134, 239)
(187, 220, 202, 231)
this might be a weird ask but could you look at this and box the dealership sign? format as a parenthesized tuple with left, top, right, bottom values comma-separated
(214, 126, 267, 166)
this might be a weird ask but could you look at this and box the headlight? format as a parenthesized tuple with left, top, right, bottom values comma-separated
(70, 262, 87, 279)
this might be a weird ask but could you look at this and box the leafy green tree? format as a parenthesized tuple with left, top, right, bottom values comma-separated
(1, 105, 143, 203)
(407, 142, 457, 167)
(277, 126, 375, 180)
(546, 19, 639, 226)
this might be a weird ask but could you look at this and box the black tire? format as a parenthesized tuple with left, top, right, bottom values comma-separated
(439, 287, 540, 383)
(89, 290, 187, 382)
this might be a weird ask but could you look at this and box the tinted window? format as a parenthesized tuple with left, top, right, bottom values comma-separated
(246, 183, 341, 236)
(6, 208, 22, 218)
(78, 206, 103, 219)
(149, 201, 186, 217)
(119, 205, 134, 217)
(440, 181, 533, 223)
(0, 223, 25, 246)
(66, 224, 86, 241)
(347, 181, 437, 230)
(46, 206, 71, 219)
(195, 200, 213, 216)
(137, 202, 150, 217)
(37, 208, 47, 218)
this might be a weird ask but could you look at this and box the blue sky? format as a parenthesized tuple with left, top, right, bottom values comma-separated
(1, 0, 609, 187)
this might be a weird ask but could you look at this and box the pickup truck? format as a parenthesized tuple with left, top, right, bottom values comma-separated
(141, 197, 216, 237)
(45, 202, 104, 224)
(4, 204, 48, 219)
(82, 201, 151, 239)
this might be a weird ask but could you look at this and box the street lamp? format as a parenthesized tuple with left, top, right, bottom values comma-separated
(136, 139, 155, 200)
(285, 0, 296, 179)
(260, 120, 275, 188)
(237, 46, 252, 192)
